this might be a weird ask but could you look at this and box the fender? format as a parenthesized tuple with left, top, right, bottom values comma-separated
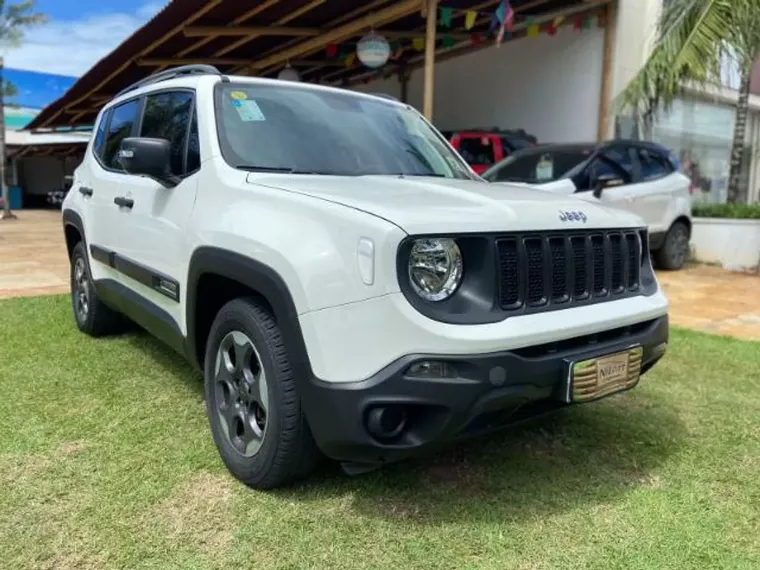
(62, 208, 86, 254)
(185, 247, 315, 381)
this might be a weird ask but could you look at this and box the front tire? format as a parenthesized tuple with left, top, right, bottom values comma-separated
(70, 241, 124, 336)
(204, 298, 320, 489)
(654, 221, 690, 270)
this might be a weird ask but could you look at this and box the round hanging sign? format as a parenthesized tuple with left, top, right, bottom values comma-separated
(277, 65, 301, 82)
(356, 31, 390, 69)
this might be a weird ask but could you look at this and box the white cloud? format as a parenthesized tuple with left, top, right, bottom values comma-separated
(2, 1, 168, 77)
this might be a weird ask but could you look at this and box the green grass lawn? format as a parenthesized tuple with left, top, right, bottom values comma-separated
(1, 295, 759, 570)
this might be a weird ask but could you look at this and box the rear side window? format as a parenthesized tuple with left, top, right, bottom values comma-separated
(102, 100, 140, 171)
(139, 91, 195, 176)
(457, 136, 495, 166)
(92, 110, 110, 159)
(638, 148, 673, 180)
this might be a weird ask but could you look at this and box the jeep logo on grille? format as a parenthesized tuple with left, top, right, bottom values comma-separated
(559, 210, 587, 223)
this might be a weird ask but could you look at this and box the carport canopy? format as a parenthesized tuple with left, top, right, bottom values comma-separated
(26, 0, 613, 132)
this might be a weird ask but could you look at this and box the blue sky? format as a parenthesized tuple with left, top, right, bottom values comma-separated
(3, 0, 168, 77)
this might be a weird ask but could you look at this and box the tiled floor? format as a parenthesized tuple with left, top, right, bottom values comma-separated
(1, 210, 759, 341)
(0, 210, 69, 299)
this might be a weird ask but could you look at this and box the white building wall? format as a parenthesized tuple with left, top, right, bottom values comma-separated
(356, 25, 605, 144)
(609, 0, 663, 102)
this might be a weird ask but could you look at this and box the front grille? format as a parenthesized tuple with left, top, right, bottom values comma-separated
(496, 230, 642, 313)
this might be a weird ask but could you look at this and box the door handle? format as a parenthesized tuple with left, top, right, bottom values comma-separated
(113, 196, 134, 209)
(78, 186, 93, 197)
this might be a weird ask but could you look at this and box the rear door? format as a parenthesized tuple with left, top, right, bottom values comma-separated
(85, 98, 142, 280)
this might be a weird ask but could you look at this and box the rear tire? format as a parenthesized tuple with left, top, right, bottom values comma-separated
(654, 221, 690, 270)
(204, 297, 321, 489)
(70, 241, 124, 336)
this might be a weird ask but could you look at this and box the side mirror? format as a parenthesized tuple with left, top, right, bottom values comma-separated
(120, 137, 180, 188)
(592, 173, 624, 198)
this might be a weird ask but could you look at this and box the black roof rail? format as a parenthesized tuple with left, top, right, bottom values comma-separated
(115, 64, 227, 98)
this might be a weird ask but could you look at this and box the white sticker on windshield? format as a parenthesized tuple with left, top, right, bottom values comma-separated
(535, 154, 554, 181)
(233, 99, 266, 122)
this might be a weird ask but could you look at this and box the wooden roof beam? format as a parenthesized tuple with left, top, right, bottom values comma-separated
(341, 1, 607, 88)
(138, 57, 251, 67)
(156, 0, 284, 72)
(185, 25, 472, 41)
(247, 0, 422, 73)
(214, 0, 326, 58)
(46, 0, 226, 128)
(241, 0, 393, 76)
(184, 25, 321, 37)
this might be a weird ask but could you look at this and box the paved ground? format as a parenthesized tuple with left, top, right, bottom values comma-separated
(0, 210, 69, 299)
(2, 210, 759, 341)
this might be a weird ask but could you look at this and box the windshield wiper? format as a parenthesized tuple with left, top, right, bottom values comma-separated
(235, 165, 295, 173)
(396, 172, 447, 178)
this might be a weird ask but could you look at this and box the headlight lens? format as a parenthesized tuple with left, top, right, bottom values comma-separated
(408, 238, 463, 301)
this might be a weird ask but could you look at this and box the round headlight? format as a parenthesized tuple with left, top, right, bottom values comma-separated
(408, 238, 463, 302)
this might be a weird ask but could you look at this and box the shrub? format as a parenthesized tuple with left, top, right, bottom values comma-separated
(692, 202, 760, 219)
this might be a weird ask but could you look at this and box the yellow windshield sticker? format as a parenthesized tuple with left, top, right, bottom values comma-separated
(230, 90, 248, 101)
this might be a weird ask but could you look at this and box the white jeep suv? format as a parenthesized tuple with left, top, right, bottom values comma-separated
(482, 142, 693, 270)
(62, 65, 669, 489)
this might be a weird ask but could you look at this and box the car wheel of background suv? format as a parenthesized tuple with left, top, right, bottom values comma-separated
(203, 297, 321, 489)
(654, 220, 690, 271)
(70, 241, 126, 336)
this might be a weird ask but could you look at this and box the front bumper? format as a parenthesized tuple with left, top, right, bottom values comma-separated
(299, 315, 669, 467)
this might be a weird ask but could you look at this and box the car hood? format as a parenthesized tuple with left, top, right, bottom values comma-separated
(246, 173, 644, 234)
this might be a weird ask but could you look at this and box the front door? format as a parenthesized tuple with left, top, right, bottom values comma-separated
(114, 90, 201, 333)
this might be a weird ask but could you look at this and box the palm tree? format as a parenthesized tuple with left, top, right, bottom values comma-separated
(615, 0, 760, 203)
(0, 0, 45, 220)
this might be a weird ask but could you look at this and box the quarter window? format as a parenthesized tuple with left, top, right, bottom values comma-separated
(102, 100, 140, 171)
(186, 110, 200, 173)
(638, 148, 672, 180)
(92, 109, 110, 159)
(139, 91, 195, 176)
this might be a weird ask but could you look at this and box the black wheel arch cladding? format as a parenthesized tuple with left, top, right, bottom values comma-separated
(186, 247, 313, 382)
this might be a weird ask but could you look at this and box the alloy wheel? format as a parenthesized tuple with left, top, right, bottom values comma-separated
(73, 257, 90, 322)
(670, 227, 689, 268)
(214, 331, 269, 457)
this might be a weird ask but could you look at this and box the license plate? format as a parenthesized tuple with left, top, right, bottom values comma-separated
(567, 346, 643, 403)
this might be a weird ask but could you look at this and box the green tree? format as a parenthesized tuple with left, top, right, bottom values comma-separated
(615, 0, 760, 203)
(0, 0, 46, 220)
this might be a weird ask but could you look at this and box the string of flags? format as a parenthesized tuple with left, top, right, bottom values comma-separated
(323, 1, 607, 70)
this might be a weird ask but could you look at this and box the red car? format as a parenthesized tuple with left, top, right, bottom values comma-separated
(442, 128, 537, 174)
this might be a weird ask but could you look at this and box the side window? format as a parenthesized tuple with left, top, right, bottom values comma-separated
(92, 109, 110, 159)
(102, 100, 140, 171)
(140, 91, 194, 176)
(457, 136, 496, 166)
(576, 154, 631, 191)
(601, 145, 635, 176)
(638, 148, 673, 180)
(492, 154, 540, 182)
(186, 110, 200, 173)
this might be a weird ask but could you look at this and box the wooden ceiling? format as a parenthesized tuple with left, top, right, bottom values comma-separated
(27, 0, 609, 130)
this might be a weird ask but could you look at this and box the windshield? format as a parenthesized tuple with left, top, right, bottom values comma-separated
(214, 82, 473, 179)
(483, 147, 593, 184)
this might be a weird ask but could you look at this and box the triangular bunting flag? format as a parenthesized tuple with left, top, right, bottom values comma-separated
(439, 6, 453, 28)
(465, 11, 477, 30)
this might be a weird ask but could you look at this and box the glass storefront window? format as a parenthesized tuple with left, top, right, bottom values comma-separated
(650, 96, 755, 204)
